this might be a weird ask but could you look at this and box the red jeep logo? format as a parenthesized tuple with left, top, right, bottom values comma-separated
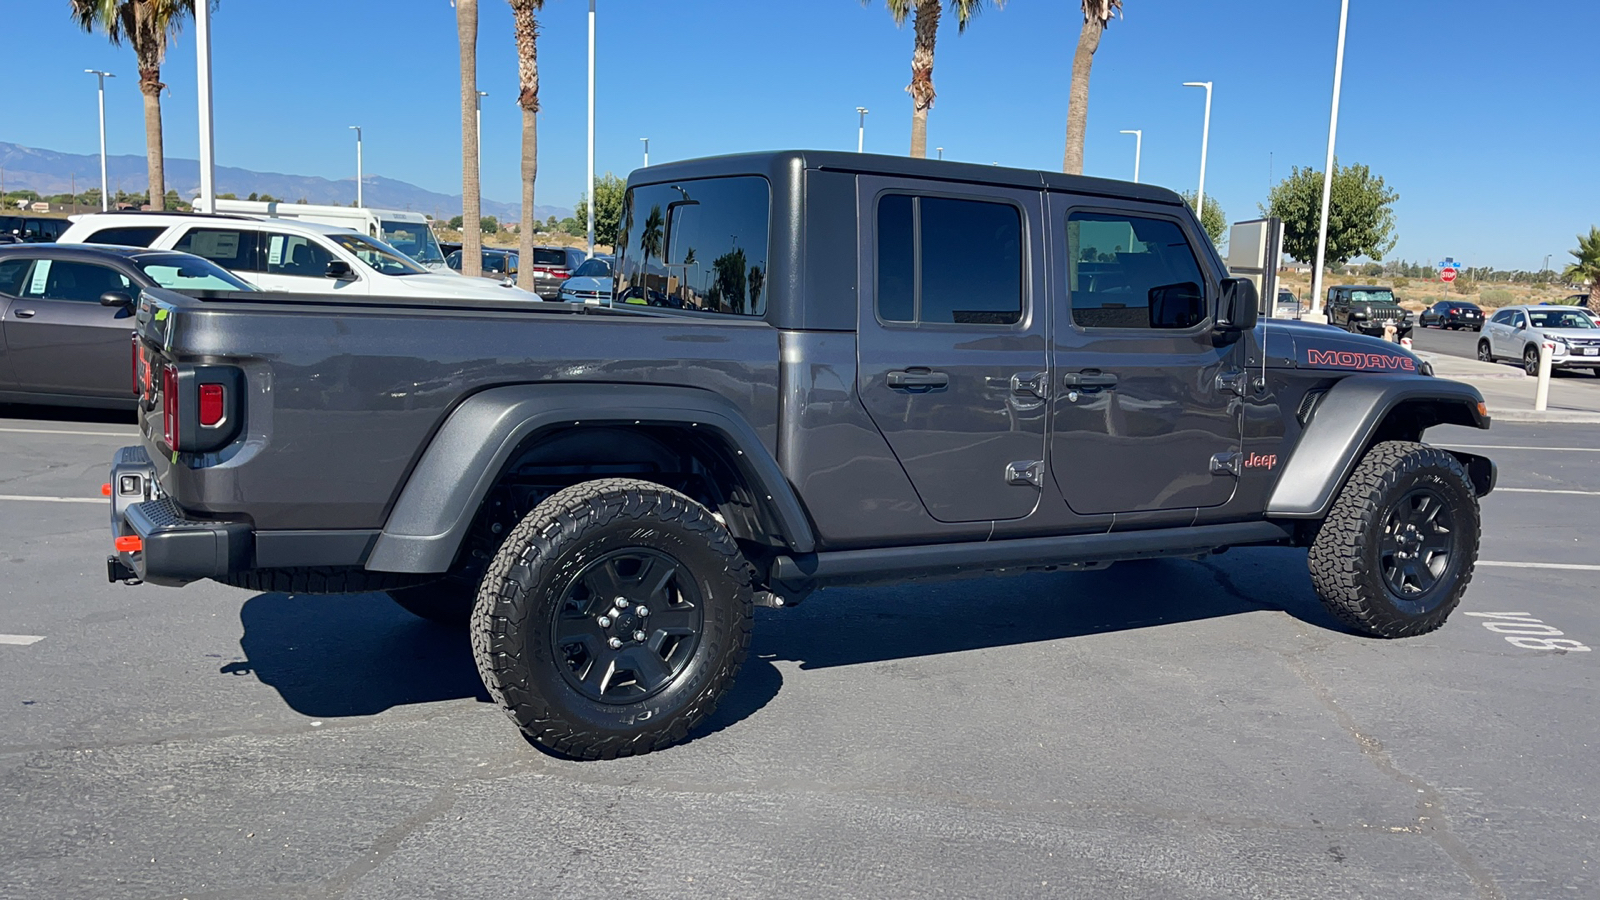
(1305, 349, 1416, 372)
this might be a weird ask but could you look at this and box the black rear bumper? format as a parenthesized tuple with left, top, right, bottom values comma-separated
(108, 445, 251, 586)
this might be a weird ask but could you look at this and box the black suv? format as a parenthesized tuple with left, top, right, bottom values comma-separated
(1326, 285, 1413, 339)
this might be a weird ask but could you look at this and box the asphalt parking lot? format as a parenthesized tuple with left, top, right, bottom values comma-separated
(1, 406, 1596, 899)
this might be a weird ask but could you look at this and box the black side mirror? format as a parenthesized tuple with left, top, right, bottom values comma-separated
(1216, 277, 1259, 332)
(100, 290, 134, 310)
(1148, 281, 1205, 329)
(325, 260, 356, 281)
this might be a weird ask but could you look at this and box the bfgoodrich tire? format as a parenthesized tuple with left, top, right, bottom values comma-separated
(1308, 441, 1479, 638)
(471, 478, 753, 759)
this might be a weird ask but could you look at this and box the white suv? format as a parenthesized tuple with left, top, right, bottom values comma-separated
(1478, 304, 1600, 376)
(59, 213, 541, 303)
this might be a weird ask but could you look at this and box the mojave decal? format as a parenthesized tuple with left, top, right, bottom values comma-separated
(1304, 349, 1417, 372)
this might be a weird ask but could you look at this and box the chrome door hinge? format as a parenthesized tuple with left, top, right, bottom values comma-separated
(1216, 370, 1247, 396)
(1006, 459, 1044, 487)
(1210, 452, 1242, 477)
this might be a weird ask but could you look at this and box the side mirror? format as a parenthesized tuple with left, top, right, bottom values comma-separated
(1216, 277, 1259, 332)
(1148, 282, 1206, 329)
(325, 260, 356, 281)
(100, 290, 134, 310)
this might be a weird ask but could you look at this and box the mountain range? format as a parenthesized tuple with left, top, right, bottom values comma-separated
(0, 142, 571, 224)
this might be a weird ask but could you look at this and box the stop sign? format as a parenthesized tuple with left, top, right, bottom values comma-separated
(1441, 267, 1458, 283)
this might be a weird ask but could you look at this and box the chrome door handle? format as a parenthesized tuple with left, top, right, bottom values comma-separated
(13, 309, 36, 318)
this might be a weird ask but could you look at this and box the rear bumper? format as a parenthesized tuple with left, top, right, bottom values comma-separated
(107, 445, 251, 586)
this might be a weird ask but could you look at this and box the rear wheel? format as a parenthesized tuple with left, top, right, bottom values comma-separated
(1308, 441, 1478, 638)
(1476, 340, 1493, 363)
(472, 478, 753, 760)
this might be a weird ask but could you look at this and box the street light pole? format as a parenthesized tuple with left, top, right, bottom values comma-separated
(85, 69, 114, 211)
(640, 137, 649, 168)
(349, 126, 363, 207)
(586, 0, 595, 257)
(194, 0, 215, 213)
(1182, 82, 1212, 218)
(1119, 129, 1142, 184)
(856, 107, 869, 153)
(1310, 0, 1350, 318)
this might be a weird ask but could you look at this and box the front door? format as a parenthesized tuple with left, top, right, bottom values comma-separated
(1047, 197, 1244, 517)
(856, 176, 1049, 524)
(1, 257, 137, 400)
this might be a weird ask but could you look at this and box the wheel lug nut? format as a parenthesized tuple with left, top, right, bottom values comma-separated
(597, 616, 612, 627)
(633, 631, 647, 642)
(608, 637, 624, 649)
(615, 598, 630, 609)
(636, 606, 649, 617)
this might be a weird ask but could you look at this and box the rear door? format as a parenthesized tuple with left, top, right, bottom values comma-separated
(2, 256, 137, 399)
(260, 230, 365, 294)
(170, 226, 267, 288)
(1046, 196, 1243, 518)
(856, 175, 1049, 524)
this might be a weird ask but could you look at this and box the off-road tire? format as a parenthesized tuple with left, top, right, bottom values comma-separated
(387, 576, 478, 626)
(471, 478, 753, 760)
(219, 566, 429, 594)
(1308, 441, 1478, 638)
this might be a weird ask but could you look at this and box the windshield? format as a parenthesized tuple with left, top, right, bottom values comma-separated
(329, 233, 428, 276)
(1350, 290, 1397, 305)
(136, 256, 254, 291)
(1529, 310, 1597, 329)
(572, 257, 613, 278)
(380, 220, 444, 265)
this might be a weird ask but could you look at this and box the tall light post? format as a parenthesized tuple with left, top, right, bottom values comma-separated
(936, 147, 943, 160)
(856, 107, 869, 153)
(640, 137, 649, 168)
(194, 0, 215, 213)
(349, 126, 363, 207)
(1182, 82, 1212, 218)
(586, 0, 595, 257)
(85, 69, 114, 210)
(1119, 129, 1142, 184)
(1310, 0, 1350, 317)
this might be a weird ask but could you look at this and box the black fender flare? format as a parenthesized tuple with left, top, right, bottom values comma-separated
(1267, 374, 1490, 519)
(365, 383, 816, 573)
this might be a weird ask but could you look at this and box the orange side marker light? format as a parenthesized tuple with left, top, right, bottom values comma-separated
(114, 535, 142, 553)
(101, 483, 113, 496)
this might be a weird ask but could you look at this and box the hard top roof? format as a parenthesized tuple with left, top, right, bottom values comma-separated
(626, 150, 1185, 205)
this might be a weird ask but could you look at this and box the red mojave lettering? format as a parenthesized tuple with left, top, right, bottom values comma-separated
(1305, 349, 1417, 371)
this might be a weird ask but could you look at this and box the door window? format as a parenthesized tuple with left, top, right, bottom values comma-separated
(1490, 309, 1513, 326)
(875, 193, 1023, 326)
(174, 228, 264, 272)
(264, 232, 334, 277)
(16, 260, 133, 302)
(1067, 212, 1204, 329)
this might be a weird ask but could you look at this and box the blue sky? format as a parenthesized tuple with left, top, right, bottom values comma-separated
(2, 0, 1594, 270)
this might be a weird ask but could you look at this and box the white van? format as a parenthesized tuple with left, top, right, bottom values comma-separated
(205, 199, 450, 270)
(58, 212, 541, 303)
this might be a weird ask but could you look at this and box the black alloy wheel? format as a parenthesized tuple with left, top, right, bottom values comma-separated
(1377, 488, 1457, 612)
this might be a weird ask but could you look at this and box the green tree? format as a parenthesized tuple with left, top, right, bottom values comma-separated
(712, 247, 748, 313)
(1062, 1, 1122, 174)
(1180, 190, 1225, 250)
(748, 265, 766, 313)
(448, 215, 465, 229)
(558, 216, 583, 236)
(1261, 160, 1398, 267)
(872, 0, 998, 159)
(481, 215, 500, 234)
(572, 172, 626, 246)
(509, 0, 544, 291)
(1561, 226, 1600, 315)
(70, 0, 204, 209)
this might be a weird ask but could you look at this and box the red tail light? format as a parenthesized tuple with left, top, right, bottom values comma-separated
(162, 365, 180, 451)
(199, 383, 225, 427)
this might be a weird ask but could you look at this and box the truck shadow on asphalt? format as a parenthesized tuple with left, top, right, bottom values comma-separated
(220, 548, 1344, 741)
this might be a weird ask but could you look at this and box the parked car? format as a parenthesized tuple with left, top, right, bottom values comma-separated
(209, 200, 450, 270)
(524, 246, 587, 299)
(0, 243, 255, 408)
(556, 255, 615, 304)
(58, 212, 541, 303)
(1325, 285, 1413, 339)
(446, 248, 520, 280)
(1477, 304, 1600, 376)
(1, 215, 70, 243)
(107, 149, 1493, 760)
(1419, 300, 1484, 331)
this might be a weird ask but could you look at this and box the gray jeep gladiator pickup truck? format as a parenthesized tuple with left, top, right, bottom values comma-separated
(106, 151, 1495, 759)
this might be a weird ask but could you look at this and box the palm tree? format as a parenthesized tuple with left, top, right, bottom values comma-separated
(70, 0, 200, 210)
(458, 0, 482, 277)
(1561, 226, 1600, 316)
(748, 265, 765, 313)
(509, 0, 543, 292)
(876, 0, 996, 159)
(1061, 0, 1122, 175)
(637, 205, 664, 298)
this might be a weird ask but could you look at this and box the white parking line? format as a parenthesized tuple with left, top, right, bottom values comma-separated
(1497, 488, 1600, 496)
(0, 427, 135, 437)
(0, 634, 45, 646)
(1480, 561, 1600, 572)
(0, 495, 102, 505)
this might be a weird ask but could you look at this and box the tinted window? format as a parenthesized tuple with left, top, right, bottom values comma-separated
(876, 194, 915, 322)
(1490, 310, 1513, 325)
(20, 260, 132, 302)
(174, 228, 263, 272)
(23, 219, 67, 242)
(264, 232, 333, 277)
(0, 256, 31, 295)
(135, 256, 253, 291)
(1068, 212, 1204, 329)
(617, 176, 770, 315)
(532, 248, 568, 267)
(85, 226, 165, 248)
(571, 257, 613, 278)
(874, 194, 1022, 326)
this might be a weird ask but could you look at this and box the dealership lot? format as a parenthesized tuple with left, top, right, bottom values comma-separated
(0, 408, 1595, 899)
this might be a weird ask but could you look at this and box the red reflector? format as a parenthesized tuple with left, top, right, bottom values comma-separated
(199, 383, 225, 427)
(101, 483, 113, 497)
(115, 535, 142, 553)
(162, 365, 179, 451)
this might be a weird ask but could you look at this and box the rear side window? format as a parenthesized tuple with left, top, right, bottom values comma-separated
(174, 228, 263, 272)
(1067, 212, 1204, 329)
(875, 193, 1023, 326)
(85, 226, 165, 248)
(617, 175, 770, 315)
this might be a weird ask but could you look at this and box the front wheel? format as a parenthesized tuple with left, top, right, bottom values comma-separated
(1308, 441, 1479, 638)
(1524, 345, 1541, 376)
(472, 478, 753, 760)
(1477, 341, 1493, 363)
